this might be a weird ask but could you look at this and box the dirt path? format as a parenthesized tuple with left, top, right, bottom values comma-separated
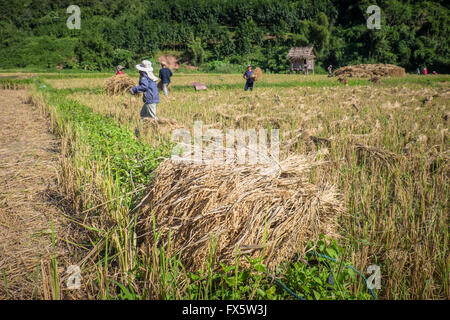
(0, 90, 68, 299)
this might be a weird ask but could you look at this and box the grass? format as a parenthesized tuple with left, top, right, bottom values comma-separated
(27, 84, 169, 299)
(0, 78, 34, 89)
(3, 71, 449, 300)
(2, 269, 9, 299)
(44, 73, 449, 90)
(50, 220, 59, 300)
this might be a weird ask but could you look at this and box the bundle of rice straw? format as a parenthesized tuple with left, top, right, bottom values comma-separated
(251, 67, 263, 81)
(334, 64, 405, 78)
(104, 74, 135, 95)
(142, 116, 179, 132)
(138, 150, 345, 271)
(157, 81, 170, 92)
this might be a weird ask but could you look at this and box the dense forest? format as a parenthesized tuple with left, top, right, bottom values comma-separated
(1, 0, 449, 73)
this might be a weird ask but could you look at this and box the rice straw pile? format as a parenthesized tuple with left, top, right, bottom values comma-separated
(104, 74, 135, 95)
(157, 81, 170, 92)
(251, 67, 263, 81)
(334, 64, 405, 78)
(138, 154, 345, 271)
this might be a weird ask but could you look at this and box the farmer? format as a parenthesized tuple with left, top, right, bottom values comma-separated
(116, 65, 125, 75)
(327, 65, 333, 77)
(130, 60, 159, 119)
(423, 67, 428, 75)
(159, 62, 173, 96)
(243, 65, 254, 91)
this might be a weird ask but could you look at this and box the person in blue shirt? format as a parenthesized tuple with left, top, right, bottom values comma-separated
(130, 60, 160, 119)
(159, 62, 173, 96)
(243, 65, 254, 91)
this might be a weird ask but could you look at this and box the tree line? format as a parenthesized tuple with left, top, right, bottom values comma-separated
(0, 0, 448, 73)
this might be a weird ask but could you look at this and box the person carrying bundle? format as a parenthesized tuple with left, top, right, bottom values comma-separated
(243, 65, 254, 91)
(129, 60, 160, 119)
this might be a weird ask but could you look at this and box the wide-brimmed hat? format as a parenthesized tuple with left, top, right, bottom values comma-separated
(136, 60, 158, 81)
(117, 65, 124, 70)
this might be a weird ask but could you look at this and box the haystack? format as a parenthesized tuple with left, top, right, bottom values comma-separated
(334, 64, 405, 78)
(251, 67, 263, 81)
(138, 155, 345, 271)
(104, 74, 135, 96)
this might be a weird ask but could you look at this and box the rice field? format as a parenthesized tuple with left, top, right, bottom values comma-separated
(2, 72, 449, 300)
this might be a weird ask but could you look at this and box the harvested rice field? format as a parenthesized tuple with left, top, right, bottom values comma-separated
(0, 72, 448, 300)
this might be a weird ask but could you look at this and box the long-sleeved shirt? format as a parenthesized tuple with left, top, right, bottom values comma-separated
(159, 67, 173, 84)
(243, 70, 253, 82)
(131, 73, 160, 104)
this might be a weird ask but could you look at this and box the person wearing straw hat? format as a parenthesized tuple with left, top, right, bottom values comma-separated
(130, 60, 160, 119)
(116, 65, 125, 75)
(243, 64, 254, 91)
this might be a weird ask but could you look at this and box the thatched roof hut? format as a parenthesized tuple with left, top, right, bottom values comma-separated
(286, 47, 317, 74)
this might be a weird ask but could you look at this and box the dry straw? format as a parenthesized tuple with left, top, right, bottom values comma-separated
(104, 74, 136, 96)
(157, 81, 170, 92)
(251, 67, 263, 81)
(334, 64, 406, 78)
(138, 152, 345, 271)
(139, 117, 181, 138)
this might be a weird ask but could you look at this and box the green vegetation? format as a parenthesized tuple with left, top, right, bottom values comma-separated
(25, 76, 378, 300)
(183, 238, 373, 300)
(1, 0, 448, 302)
(1, 1, 449, 72)
(0, 77, 36, 89)
(48, 71, 447, 300)
(42, 88, 167, 194)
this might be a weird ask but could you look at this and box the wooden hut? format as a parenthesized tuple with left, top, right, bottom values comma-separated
(286, 47, 317, 74)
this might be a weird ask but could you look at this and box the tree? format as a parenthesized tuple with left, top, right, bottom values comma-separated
(235, 19, 264, 54)
(309, 22, 330, 53)
(74, 32, 114, 70)
(0, 0, 449, 72)
(187, 37, 206, 66)
(112, 49, 133, 68)
(214, 31, 236, 60)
